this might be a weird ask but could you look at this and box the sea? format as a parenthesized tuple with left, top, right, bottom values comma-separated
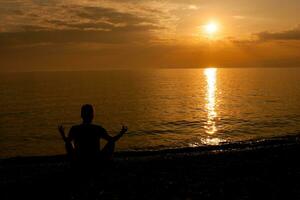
(1, 68, 300, 158)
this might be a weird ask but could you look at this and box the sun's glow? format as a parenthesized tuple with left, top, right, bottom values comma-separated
(204, 22, 219, 35)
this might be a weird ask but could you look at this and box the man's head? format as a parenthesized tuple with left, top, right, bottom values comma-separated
(81, 104, 94, 123)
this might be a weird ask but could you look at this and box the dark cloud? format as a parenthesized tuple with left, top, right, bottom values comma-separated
(75, 6, 143, 22)
(0, 0, 169, 32)
(68, 5, 164, 31)
(0, 3, 166, 47)
(0, 29, 155, 47)
(256, 25, 300, 41)
(45, 6, 163, 32)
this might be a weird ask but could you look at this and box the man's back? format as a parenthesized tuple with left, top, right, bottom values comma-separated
(69, 124, 107, 160)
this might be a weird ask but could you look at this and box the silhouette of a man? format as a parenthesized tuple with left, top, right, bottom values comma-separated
(58, 104, 127, 164)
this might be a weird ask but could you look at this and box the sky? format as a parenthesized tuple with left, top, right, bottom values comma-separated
(0, 0, 300, 71)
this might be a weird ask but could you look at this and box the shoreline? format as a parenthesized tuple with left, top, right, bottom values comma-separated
(1, 133, 300, 164)
(2, 134, 300, 199)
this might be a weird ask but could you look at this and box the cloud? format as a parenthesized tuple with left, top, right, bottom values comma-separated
(228, 25, 300, 45)
(256, 25, 300, 41)
(0, 29, 159, 48)
(187, 5, 199, 10)
(0, 1, 171, 48)
(0, 0, 173, 32)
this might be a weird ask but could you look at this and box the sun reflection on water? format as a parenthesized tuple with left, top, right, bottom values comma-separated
(204, 68, 217, 135)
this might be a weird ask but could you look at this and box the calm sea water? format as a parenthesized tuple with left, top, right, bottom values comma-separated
(1, 68, 300, 158)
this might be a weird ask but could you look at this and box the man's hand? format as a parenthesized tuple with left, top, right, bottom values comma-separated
(112, 125, 127, 141)
(120, 125, 128, 134)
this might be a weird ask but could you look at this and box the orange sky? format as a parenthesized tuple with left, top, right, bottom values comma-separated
(0, 0, 300, 71)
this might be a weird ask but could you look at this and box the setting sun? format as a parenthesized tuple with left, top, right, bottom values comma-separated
(203, 22, 219, 35)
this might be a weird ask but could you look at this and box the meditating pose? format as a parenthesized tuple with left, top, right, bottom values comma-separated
(58, 104, 127, 164)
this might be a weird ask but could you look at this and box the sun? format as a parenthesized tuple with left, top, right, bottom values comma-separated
(203, 22, 219, 35)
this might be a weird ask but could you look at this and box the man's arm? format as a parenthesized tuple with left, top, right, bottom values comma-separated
(101, 125, 128, 142)
(58, 125, 67, 141)
(58, 125, 75, 159)
(58, 125, 74, 142)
